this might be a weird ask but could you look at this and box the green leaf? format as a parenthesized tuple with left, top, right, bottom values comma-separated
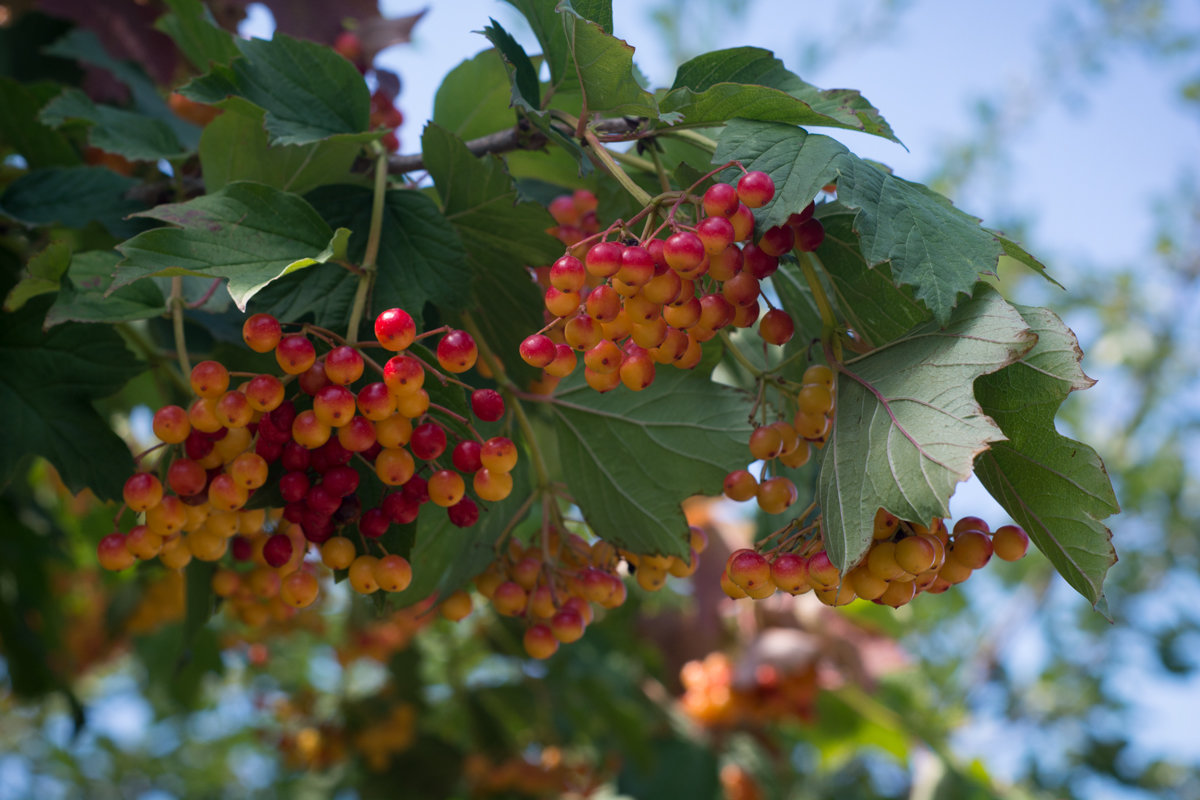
(39, 88, 189, 161)
(113, 181, 345, 310)
(43, 27, 200, 149)
(662, 47, 898, 140)
(503, 0, 612, 93)
(432, 47, 520, 139)
(394, 459, 533, 607)
(481, 21, 542, 115)
(973, 305, 1119, 612)
(46, 250, 167, 327)
(0, 76, 79, 168)
(421, 124, 562, 383)
(0, 165, 148, 239)
(181, 33, 373, 146)
(305, 184, 473, 325)
(557, 0, 658, 118)
(0, 296, 142, 500)
(199, 103, 362, 194)
(713, 120, 850, 228)
(3, 241, 71, 312)
(155, 0, 240, 71)
(550, 369, 753, 556)
(808, 206, 933, 346)
(817, 289, 1035, 571)
(716, 120, 1026, 324)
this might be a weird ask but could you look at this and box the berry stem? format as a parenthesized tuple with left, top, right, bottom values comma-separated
(460, 314, 552, 493)
(717, 329, 765, 379)
(582, 128, 653, 208)
(646, 143, 672, 195)
(170, 276, 191, 377)
(346, 143, 390, 343)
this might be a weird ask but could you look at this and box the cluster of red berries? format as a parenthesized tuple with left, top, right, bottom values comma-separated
(722, 511, 1030, 607)
(722, 363, 836, 516)
(520, 171, 825, 394)
(450, 525, 708, 659)
(98, 308, 515, 614)
(679, 651, 818, 728)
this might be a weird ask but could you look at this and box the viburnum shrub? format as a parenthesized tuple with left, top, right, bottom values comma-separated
(0, 0, 1119, 788)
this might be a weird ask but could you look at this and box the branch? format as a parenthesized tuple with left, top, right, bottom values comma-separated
(386, 117, 647, 174)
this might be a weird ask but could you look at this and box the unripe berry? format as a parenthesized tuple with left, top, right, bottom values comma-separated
(549, 254, 586, 291)
(585, 241, 624, 278)
(152, 405, 191, 444)
(519, 334, 557, 368)
(702, 182, 739, 218)
(992, 524, 1030, 561)
(242, 313, 281, 352)
(758, 309, 795, 345)
(524, 624, 559, 659)
(726, 549, 771, 592)
(374, 554, 412, 592)
(123, 472, 163, 512)
(275, 334, 316, 375)
(324, 345, 364, 385)
(437, 329, 477, 373)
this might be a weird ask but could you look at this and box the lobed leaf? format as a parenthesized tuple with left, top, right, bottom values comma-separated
(549, 369, 753, 556)
(155, 0, 240, 71)
(113, 181, 346, 310)
(973, 305, 1119, 613)
(46, 251, 166, 327)
(0, 76, 79, 169)
(198, 103, 361, 195)
(181, 33, 373, 147)
(39, 88, 188, 162)
(817, 289, 1036, 571)
(478, 23, 541, 118)
(557, 0, 658, 118)
(432, 46, 519, 140)
(662, 47, 898, 141)
(0, 165, 149, 239)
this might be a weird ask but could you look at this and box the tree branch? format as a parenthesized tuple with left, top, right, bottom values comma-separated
(386, 117, 648, 174)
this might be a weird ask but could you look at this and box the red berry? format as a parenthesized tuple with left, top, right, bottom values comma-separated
(758, 309, 795, 345)
(520, 334, 557, 368)
(585, 241, 625, 278)
(375, 308, 417, 351)
(410, 421, 447, 461)
(702, 182, 739, 218)
(447, 497, 479, 528)
(437, 329, 477, 373)
(663, 232, 706, 273)
(793, 218, 825, 252)
(549, 255, 586, 291)
(737, 171, 775, 208)
(263, 533, 294, 568)
(452, 439, 483, 473)
(324, 345, 364, 385)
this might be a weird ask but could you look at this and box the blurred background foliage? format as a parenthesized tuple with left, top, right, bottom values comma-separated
(1, 0, 1198, 798)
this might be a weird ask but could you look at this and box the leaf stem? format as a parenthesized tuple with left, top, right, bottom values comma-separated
(347, 144, 390, 342)
(605, 146, 657, 176)
(662, 128, 718, 153)
(718, 329, 763, 378)
(647, 142, 672, 195)
(799, 251, 838, 332)
(582, 129, 653, 208)
(170, 277, 191, 377)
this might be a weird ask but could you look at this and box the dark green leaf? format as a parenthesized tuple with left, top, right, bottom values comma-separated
(550, 369, 752, 556)
(182, 559, 217, 643)
(0, 497, 63, 698)
(617, 736, 720, 799)
(716, 120, 1026, 324)
(421, 124, 562, 383)
(181, 33, 374, 146)
(155, 0, 240, 71)
(0, 76, 79, 168)
(481, 20, 541, 114)
(43, 27, 200, 149)
(39, 88, 189, 161)
(245, 261, 358, 329)
(974, 305, 1119, 613)
(305, 184, 473, 326)
(433, 47, 520, 139)
(663, 47, 898, 140)
(46, 250, 167, 327)
(0, 296, 142, 500)
(818, 289, 1035, 571)
(199, 103, 362, 194)
(113, 181, 348, 310)
(809, 205, 933, 346)
(0, 165, 149, 239)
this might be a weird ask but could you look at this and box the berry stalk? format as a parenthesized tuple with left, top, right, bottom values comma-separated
(346, 143, 391, 342)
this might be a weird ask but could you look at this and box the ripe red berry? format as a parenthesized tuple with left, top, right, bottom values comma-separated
(375, 308, 416, 351)
(663, 232, 706, 274)
(410, 421, 447, 461)
(696, 216, 735, 254)
(437, 329, 477, 373)
(585, 241, 625, 278)
(793, 218, 825, 252)
(470, 388, 505, 422)
(451, 439, 483, 473)
(519, 334, 557, 368)
(263, 533, 294, 568)
(737, 171, 775, 208)
(758, 224, 795, 257)
(447, 497, 479, 528)
(549, 255, 586, 291)
(726, 549, 771, 591)
(275, 334, 316, 375)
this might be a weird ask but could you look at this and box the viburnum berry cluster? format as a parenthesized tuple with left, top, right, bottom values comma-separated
(679, 650, 818, 728)
(722, 509, 1030, 607)
(98, 308, 512, 615)
(448, 524, 709, 659)
(520, 169, 821, 395)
